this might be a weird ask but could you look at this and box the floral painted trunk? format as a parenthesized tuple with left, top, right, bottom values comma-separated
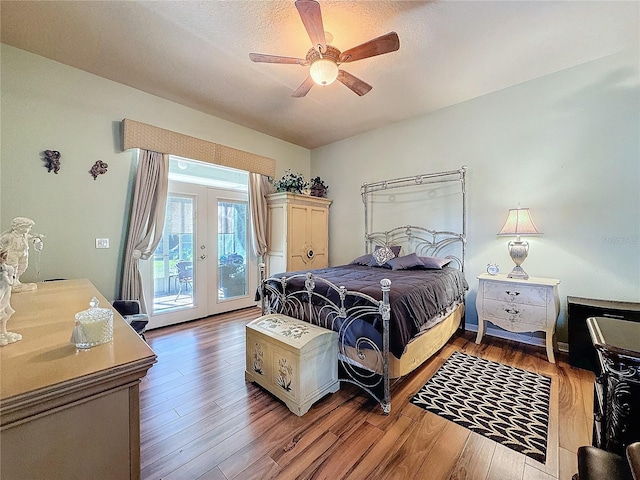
(245, 314, 339, 415)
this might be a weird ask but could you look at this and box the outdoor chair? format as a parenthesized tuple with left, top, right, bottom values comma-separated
(175, 260, 193, 301)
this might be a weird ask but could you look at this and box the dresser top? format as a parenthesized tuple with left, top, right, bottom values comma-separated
(587, 316, 640, 358)
(567, 296, 640, 312)
(477, 273, 560, 287)
(1, 279, 156, 402)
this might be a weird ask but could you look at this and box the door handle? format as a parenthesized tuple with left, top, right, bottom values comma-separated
(200, 254, 206, 260)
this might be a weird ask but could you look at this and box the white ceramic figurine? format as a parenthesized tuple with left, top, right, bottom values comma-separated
(0, 249, 21, 346)
(0, 217, 44, 292)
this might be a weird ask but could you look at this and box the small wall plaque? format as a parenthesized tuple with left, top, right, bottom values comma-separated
(43, 150, 61, 174)
(89, 160, 108, 180)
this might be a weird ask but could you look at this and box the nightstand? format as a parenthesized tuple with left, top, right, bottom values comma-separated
(475, 273, 560, 363)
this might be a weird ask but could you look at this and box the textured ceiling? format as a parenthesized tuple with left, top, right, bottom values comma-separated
(1, 1, 638, 149)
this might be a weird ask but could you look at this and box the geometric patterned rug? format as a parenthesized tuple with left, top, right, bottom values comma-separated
(410, 351, 552, 463)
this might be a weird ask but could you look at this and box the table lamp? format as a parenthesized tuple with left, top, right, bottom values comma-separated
(497, 207, 541, 280)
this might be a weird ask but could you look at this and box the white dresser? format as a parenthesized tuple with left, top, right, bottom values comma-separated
(475, 273, 560, 363)
(0, 279, 156, 479)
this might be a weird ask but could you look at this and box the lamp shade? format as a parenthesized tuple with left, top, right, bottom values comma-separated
(309, 58, 338, 86)
(497, 208, 541, 236)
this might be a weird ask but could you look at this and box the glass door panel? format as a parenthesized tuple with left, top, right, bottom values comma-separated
(218, 201, 248, 300)
(153, 194, 196, 312)
(146, 182, 208, 329)
(207, 189, 256, 315)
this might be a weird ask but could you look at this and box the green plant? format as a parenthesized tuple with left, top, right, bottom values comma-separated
(273, 169, 308, 194)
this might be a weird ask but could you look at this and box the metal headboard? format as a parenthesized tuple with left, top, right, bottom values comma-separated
(361, 166, 467, 272)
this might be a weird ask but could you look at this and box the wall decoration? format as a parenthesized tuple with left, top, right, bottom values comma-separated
(43, 150, 61, 174)
(89, 160, 108, 180)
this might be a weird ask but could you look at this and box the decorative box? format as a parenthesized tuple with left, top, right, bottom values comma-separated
(245, 314, 339, 416)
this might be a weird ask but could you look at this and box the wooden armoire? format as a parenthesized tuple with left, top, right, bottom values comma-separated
(266, 192, 331, 275)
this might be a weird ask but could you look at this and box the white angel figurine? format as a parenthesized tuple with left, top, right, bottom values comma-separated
(0, 249, 21, 346)
(0, 217, 44, 292)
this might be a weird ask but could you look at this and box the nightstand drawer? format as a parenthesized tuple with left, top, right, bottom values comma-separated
(483, 299, 548, 327)
(483, 281, 548, 306)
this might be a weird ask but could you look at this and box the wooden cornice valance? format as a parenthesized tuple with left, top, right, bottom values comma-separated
(122, 118, 276, 177)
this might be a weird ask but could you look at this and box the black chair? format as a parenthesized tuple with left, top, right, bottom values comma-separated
(629, 443, 640, 480)
(112, 300, 148, 341)
(573, 443, 640, 480)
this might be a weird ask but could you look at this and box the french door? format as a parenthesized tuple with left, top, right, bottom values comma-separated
(143, 181, 257, 329)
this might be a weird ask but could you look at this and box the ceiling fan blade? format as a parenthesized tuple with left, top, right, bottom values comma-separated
(337, 70, 372, 96)
(339, 32, 400, 63)
(249, 53, 307, 65)
(295, 0, 326, 52)
(292, 76, 315, 97)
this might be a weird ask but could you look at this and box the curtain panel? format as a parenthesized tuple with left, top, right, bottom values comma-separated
(248, 173, 273, 258)
(121, 149, 169, 312)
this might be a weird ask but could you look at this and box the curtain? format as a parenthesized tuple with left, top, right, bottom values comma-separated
(121, 149, 169, 313)
(248, 173, 272, 258)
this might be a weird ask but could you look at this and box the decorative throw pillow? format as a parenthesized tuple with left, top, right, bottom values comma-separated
(419, 256, 452, 269)
(350, 253, 374, 266)
(387, 253, 425, 270)
(371, 245, 398, 266)
(374, 245, 401, 257)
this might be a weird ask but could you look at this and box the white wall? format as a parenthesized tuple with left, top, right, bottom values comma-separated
(311, 50, 640, 341)
(0, 45, 310, 299)
(3, 44, 638, 342)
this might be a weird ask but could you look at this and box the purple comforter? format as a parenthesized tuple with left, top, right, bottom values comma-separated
(267, 265, 468, 358)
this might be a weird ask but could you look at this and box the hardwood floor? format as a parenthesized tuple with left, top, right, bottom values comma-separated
(139, 307, 594, 480)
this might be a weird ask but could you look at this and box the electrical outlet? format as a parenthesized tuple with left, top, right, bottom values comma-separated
(95, 238, 110, 249)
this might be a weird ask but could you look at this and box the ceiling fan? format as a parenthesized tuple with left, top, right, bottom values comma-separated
(249, 0, 400, 97)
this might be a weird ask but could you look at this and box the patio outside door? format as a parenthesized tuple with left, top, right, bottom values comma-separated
(144, 180, 257, 329)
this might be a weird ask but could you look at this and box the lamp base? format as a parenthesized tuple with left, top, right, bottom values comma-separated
(507, 239, 530, 280)
(507, 266, 529, 280)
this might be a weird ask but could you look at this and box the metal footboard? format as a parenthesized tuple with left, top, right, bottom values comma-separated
(259, 265, 392, 414)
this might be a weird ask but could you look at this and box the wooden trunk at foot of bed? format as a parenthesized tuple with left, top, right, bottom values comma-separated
(245, 314, 340, 416)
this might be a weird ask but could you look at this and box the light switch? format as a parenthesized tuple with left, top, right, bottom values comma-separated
(95, 238, 110, 249)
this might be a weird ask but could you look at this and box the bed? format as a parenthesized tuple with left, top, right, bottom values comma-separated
(258, 166, 468, 414)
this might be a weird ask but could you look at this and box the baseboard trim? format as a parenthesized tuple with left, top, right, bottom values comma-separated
(465, 324, 568, 352)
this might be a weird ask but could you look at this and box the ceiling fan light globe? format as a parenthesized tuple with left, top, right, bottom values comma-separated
(310, 58, 338, 86)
